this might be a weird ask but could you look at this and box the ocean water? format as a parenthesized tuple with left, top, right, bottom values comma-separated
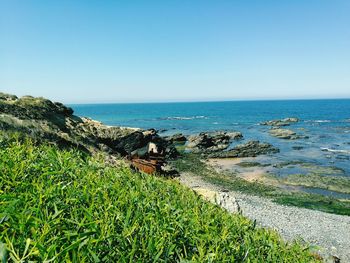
(71, 99, 350, 180)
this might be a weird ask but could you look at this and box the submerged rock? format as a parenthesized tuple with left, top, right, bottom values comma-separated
(186, 131, 243, 153)
(208, 140, 279, 158)
(260, 117, 299, 127)
(292, 146, 304, 150)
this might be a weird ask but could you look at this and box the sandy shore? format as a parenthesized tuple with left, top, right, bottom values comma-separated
(208, 158, 269, 182)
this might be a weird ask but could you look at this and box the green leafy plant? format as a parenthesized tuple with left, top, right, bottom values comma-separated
(0, 133, 319, 262)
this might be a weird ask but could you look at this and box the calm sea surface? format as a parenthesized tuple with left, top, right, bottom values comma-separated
(71, 99, 350, 185)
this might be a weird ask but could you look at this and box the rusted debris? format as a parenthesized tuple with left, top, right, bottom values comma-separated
(131, 158, 163, 174)
(129, 142, 166, 174)
(128, 141, 179, 176)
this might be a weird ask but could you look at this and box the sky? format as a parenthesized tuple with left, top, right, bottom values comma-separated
(1, 0, 350, 103)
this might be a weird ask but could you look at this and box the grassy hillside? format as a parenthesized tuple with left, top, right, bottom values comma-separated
(0, 133, 319, 262)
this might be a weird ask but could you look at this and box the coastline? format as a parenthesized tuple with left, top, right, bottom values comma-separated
(1, 93, 350, 261)
(171, 151, 350, 261)
(177, 172, 350, 263)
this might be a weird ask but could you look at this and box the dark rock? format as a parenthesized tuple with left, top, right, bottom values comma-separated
(113, 129, 178, 158)
(186, 131, 243, 153)
(260, 117, 299, 127)
(226, 132, 244, 140)
(160, 163, 180, 177)
(335, 155, 350, 160)
(151, 133, 178, 159)
(114, 131, 147, 155)
(319, 135, 330, 139)
(54, 102, 74, 116)
(292, 146, 304, 150)
(208, 140, 279, 158)
(164, 133, 187, 144)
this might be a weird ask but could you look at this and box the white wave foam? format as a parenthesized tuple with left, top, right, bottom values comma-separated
(305, 120, 331, 123)
(321, 148, 350, 154)
(163, 116, 207, 120)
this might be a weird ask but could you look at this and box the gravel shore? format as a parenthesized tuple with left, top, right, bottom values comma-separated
(178, 172, 350, 263)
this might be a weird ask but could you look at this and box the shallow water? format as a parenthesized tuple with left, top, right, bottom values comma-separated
(72, 99, 350, 198)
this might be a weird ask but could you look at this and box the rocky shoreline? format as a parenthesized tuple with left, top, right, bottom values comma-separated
(0, 92, 287, 175)
(1, 92, 348, 189)
(0, 92, 181, 174)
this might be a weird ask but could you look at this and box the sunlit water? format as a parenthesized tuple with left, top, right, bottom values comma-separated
(71, 99, 350, 182)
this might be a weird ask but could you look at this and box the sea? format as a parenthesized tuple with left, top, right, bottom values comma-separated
(71, 99, 350, 197)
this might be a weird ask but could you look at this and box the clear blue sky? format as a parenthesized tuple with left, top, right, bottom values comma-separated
(1, 0, 350, 103)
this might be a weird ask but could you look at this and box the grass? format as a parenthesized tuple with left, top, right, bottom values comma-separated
(172, 153, 350, 216)
(0, 133, 320, 262)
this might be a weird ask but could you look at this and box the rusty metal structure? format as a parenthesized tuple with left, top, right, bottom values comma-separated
(129, 142, 166, 174)
(130, 158, 164, 174)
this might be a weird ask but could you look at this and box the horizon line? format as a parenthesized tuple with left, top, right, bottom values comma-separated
(67, 96, 350, 105)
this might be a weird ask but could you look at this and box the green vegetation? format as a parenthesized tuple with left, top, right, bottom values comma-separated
(0, 133, 319, 262)
(235, 162, 270, 168)
(172, 153, 350, 216)
(279, 173, 350, 194)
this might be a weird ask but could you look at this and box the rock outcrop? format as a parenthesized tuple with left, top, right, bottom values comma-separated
(260, 117, 299, 127)
(186, 131, 243, 153)
(164, 133, 187, 144)
(0, 92, 178, 160)
(208, 140, 279, 158)
(269, 128, 307, 140)
(0, 92, 282, 173)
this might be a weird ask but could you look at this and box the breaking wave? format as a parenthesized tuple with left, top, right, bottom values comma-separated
(305, 120, 331, 123)
(321, 148, 350, 154)
(159, 116, 208, 121)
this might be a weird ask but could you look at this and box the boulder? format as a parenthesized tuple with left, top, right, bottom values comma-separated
(260, 117, 299, 127)
(113, 129, 178, 158)
(186, 131, 243, 153)
(208, 140, 279, 158)
(164, 133, 187, 144)
(283, 117, 299, 123)
(226, 131, 244, 140)
(114, 131, 148, 155)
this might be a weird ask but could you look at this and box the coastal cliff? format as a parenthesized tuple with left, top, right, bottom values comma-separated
(0, 92, 178, 162)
